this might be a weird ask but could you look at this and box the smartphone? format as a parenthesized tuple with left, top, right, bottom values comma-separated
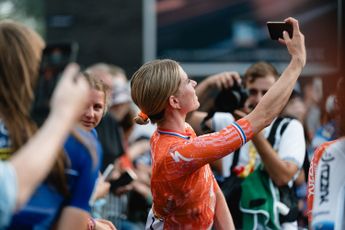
(267, 22, 293, 40)
(102, 164, 114, 181)
(30, 42, 79, 126)
(110, 168, 137, 191)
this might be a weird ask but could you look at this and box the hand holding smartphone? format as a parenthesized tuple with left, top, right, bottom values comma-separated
(110, 168, 137, 191)
(31, 42, 79, 126)
(267, 22, 293, 40)
(102, 164, 114, 181)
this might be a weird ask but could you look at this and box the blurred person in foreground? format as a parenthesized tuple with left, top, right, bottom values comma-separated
(130, 17, 305, 229)
(0, 20, 101, 230)
(0, 62, 89, 228)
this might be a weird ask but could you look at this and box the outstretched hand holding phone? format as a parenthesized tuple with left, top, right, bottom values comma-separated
(279, 17, 306, 67)
(267, 21, 293, 40)
(31, 42, 80, 126)
(50, 63, 90, 126)
(12, 62, 91, 209)
(110, 167, 138, 194)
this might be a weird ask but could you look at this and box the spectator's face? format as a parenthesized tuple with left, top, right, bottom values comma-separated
(244, 75, 275, 111)
(283, 97, 306, 122)
(80, 89, 105, 131)
(110, 102, 131, 122)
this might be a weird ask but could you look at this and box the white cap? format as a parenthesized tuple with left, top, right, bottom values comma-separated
(110, 80, 131, 106)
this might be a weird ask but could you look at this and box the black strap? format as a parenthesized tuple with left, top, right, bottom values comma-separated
(267, 116, 300, 223)
(229, 116, 293, 172)
(230, 149, 241, 172)
(267, 117, 292, 147)
(200, 109, 216, 134)
(230, 117, 293, 173)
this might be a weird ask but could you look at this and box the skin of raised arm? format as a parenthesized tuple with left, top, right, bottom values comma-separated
(11, 64, 90, 209)
(214, 186, 235, 230)
(252, 132, 299, 186)
(245, 17, 306, 134)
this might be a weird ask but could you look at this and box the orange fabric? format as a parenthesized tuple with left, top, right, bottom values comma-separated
(119, 154, 133, 169)
(307, 140, 335, 224)
(150, 118, 253, 229)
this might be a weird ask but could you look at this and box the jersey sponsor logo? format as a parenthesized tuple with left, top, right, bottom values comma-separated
(319, 151, 334, 205)
(170, 151, 192, 162)
(312, 220, 334, 230)
(308, 160, 315, 197)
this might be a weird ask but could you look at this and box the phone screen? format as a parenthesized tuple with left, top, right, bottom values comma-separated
(267, 22, 293, 40)
(110, 169, 137, 191)
(31, 42, 79, 126)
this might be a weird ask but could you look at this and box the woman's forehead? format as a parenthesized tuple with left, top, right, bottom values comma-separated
(178, 66, 188, 80)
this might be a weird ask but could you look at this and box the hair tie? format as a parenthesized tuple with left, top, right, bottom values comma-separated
(138, 111, 149, 121)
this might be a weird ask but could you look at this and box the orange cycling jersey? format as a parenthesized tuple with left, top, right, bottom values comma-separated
(150, 118, 253, 229)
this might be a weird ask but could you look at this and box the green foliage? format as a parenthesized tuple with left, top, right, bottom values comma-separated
(0, 0, 45, 36)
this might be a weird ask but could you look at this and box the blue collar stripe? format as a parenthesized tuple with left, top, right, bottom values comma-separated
(158, 130, 190, 140)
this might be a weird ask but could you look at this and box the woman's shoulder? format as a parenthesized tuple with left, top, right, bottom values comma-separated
(64, 128, 102, 165)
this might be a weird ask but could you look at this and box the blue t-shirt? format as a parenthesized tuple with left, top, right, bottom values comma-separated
(0, 123, 102, 230)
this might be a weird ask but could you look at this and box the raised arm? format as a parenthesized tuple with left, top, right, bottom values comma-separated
(10, 64, 90, 209)
(245, 17, 306, 134)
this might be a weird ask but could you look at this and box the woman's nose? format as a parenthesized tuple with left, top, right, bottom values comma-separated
(85, 107, 94, 118)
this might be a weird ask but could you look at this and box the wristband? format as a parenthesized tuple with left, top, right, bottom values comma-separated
(87, 217, 96, 230)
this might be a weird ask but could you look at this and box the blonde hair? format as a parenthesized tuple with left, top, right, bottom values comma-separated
(83, 71, 110, 114)
(86, 63, 126, 78)
(130, 59, 181, 124)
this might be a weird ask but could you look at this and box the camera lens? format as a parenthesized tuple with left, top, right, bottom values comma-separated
(214, 83, 248, 113)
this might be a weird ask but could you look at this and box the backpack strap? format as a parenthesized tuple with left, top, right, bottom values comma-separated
(266, 116, 300, 223)
(267, 116, 293, 147)
(230, 149, 241, 172)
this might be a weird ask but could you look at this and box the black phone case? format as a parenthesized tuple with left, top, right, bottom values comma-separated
(110, 171, 134, 190)
(30, 42, 79, 126)
(267, 22, 293, 40)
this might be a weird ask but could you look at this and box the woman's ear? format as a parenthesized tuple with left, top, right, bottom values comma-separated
(168, 95, 181, 110)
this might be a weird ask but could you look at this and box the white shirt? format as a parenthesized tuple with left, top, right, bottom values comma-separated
(212, 112, 306, 179)
(0, 161, 17, 228)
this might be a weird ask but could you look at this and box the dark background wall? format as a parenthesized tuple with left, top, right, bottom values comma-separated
(45, 0, 142, 77)
(45, 0, 344, 80)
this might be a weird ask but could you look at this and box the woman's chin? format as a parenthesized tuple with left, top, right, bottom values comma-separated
(194, 102, 200, 111)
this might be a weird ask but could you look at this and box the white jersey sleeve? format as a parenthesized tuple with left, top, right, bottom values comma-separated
(312, 139, 345, 230)
(0, 161, 17, 228)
